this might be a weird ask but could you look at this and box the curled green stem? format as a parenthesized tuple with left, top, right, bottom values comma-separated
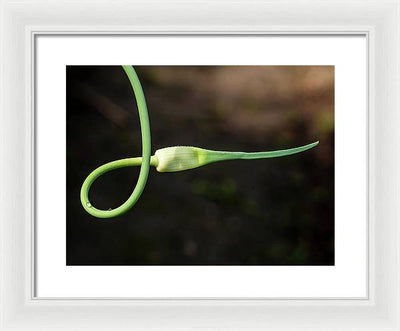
(80, 66, 151, 218)
(80, 66, 319, 219)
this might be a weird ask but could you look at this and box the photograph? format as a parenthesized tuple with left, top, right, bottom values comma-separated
(67, 65, 334, 266)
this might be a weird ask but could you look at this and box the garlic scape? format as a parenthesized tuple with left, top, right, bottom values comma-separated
(153, 143, 318, 172)
(80, 65, 319, 219)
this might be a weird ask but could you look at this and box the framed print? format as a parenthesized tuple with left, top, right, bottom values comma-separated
(1, 0, 399, 330)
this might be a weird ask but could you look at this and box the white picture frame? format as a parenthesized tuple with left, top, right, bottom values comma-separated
(0, 0, 399, 330)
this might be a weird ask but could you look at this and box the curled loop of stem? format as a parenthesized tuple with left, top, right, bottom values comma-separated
(80, 66, 152, 218)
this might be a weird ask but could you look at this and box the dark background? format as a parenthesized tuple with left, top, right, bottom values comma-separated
(67, 65, 334, 265)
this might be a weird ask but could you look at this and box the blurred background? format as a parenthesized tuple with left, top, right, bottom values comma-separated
(67, 65, 334, 265)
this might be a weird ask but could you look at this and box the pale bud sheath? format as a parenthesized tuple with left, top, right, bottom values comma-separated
(153, 146, 211, 172)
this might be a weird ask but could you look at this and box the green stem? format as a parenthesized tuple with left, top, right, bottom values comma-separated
(80, 66, 152, 218)
(205, 141, 319, 162)
(80, 66, 319, 219)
